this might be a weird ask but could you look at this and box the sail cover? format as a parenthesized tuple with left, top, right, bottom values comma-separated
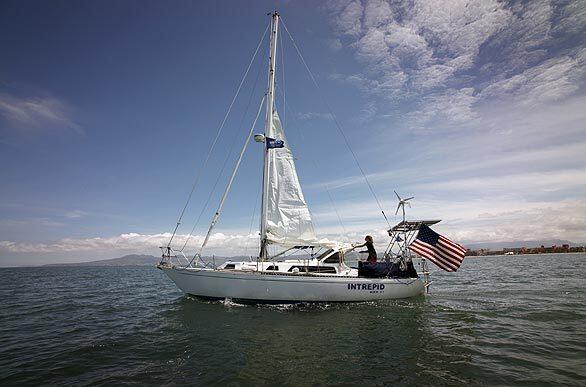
(265, 110, 318, 246)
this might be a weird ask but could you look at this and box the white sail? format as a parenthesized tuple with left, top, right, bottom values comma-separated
(265, 110, 318, 246)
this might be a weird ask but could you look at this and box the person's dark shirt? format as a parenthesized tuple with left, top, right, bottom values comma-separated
(364, 240, 376, 256)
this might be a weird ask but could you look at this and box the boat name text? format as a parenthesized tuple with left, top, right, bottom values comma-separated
(347, 283, 385, 292)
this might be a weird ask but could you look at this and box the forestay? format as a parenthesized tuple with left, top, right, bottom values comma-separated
(265, 109, 318, 246)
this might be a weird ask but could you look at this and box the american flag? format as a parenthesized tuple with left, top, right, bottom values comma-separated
(409, 224, 466, 272)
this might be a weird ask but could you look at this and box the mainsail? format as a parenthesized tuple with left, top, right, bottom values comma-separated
(265, 109, 318, 246)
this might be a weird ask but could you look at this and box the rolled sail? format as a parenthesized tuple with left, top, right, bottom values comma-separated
(265, 110, 318, 246)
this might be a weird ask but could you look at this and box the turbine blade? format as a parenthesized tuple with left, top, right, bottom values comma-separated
(394, 190, 401, 200)
(405, 196, 414, 201)
(395, 204, 401, 215)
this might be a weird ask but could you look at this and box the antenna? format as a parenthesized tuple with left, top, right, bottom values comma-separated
(394, 190, 414, 222)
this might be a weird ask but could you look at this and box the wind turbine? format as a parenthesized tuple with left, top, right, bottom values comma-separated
(394, 190, 414, 222)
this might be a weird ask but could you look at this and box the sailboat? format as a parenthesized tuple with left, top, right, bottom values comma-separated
(158, 12, 435, 303)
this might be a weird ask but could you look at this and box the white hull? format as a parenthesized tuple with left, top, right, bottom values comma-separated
(160, 266, 425, 303)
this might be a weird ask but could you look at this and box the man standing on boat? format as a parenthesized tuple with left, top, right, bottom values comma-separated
(356, 235, 377, 263)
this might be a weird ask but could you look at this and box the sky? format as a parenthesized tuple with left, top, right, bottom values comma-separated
(1, 0, 585, 266)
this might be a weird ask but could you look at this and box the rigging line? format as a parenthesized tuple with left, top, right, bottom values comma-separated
(179, 48, 266, 252)
(279, 25, 285, 125)
(244, 175, 262, 257)
(277, 88, 349, 241)
(280, 18, 391, 228)
(178, 167, 221, 252)
(192, 95, 266, 261)
(166, 21, 270, 248)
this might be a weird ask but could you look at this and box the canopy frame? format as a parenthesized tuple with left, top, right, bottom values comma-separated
(384, 219, 441, 293)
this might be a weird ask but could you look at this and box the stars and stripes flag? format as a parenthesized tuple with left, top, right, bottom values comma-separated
(409, 224, 467, 272)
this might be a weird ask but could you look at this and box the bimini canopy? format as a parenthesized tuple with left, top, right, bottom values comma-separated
(388, 220, 441, 234)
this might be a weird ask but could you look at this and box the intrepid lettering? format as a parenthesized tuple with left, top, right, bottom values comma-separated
(347, 283, 385, 292)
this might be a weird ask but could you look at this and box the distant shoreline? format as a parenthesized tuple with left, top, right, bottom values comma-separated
(466, 245, 585, 257)
(2, 247, 585, 268)
(465, 251, 586, 258)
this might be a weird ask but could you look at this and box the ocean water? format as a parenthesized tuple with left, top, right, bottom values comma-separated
(0, 254, 584, 386)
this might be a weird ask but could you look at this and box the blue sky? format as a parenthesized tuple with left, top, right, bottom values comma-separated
(1, 0, 585, 266)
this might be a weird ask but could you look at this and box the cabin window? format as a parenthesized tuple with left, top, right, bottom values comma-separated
(266, 266, 279, 271)
(224, 264, 235, 270)
(315, 249, 334, 260)
(323, 252, 341, 263)
(288, 266, 337, 274)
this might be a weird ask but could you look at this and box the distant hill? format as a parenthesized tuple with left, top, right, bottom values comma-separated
(43, 254, 254, 267)
(45, 254, 160, 267)
(466, 239, 580, 250)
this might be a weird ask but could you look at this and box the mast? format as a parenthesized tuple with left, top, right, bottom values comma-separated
(260, 11, 279, 260)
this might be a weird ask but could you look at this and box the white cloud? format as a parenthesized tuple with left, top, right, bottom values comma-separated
(309, 196, 586, 245)
(296, 112, 333, 121)
(410, 169, 586, 194)
(0, 92, 81, 132)
(0, 232, 260, 255)
(305, 105, 586, 191)
(325, 38, 343, 51)
(2, 195, 585, 260)
(327, 0, 586, 129)
(405, 87, 479, 129)
(299, 88, 586, 247)
(306, 146, 586, 196)
(328, 0, 364, 37)
(0, 218, 65, 228)
(553, 0, 586, 36)
(362, 0, 393, 29)
(480, 0, 552, 76)
(335, 0, 512, 90)
(481, 51, 586, 106)
(440, 200, 586, 244)
(64, 210, 88, 219)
